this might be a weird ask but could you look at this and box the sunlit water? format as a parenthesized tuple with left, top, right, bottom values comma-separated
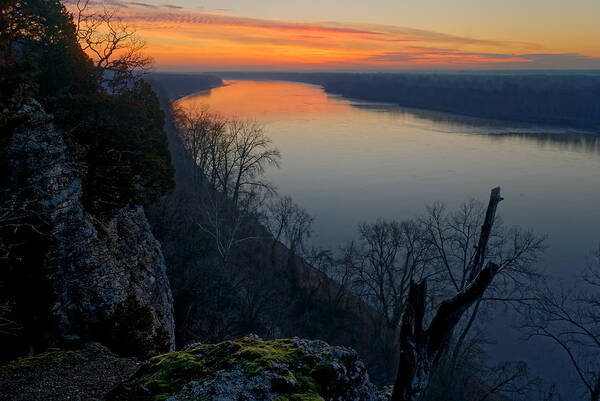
(175, 80, 600, 393)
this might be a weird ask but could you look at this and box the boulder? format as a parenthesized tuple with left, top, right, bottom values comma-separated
(107, 336, 389, 401)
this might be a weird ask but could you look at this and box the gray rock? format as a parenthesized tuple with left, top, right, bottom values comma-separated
(108, 336, 390, 401)
(3, 100, 174, 356)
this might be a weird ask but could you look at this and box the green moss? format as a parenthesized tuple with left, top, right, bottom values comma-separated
(0, 351, 78, 373)
(107, 337, 337, 401)
(232, 337, 305, 376)
(294, 372, 319, 393)
(142, 352, 208, 400)
(108, 341, 237, 401)
(274, 394, 325, 401)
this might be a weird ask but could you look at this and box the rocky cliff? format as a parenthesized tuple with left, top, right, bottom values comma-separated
(1, 100, 174, 358)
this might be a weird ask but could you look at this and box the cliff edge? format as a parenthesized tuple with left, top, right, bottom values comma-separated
(0, 100, 174, 358)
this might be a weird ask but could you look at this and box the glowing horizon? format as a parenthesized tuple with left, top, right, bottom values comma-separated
(66, 1, 600, 71)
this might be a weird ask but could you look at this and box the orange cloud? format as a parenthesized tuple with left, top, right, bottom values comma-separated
(65, 2, 600, 70)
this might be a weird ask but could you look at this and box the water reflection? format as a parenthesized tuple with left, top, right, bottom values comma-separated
(350, 98, 600, 156)
(180, 80, 600, 156)
(179, 80, 354, 118)
(482, 132, 600, 155)
(353, 102, 599, 140)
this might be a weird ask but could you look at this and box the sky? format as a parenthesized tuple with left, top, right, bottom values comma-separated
(72, 0, 600, 71)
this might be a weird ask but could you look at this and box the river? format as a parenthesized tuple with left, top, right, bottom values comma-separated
(175, 79, 600, 395)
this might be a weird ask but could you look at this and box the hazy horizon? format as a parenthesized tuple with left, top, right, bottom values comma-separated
(64, 0, 600, 71)
(153, 67, 600, 73)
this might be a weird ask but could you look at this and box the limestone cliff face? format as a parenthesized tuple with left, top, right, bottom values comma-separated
(3, 100, 174, 357)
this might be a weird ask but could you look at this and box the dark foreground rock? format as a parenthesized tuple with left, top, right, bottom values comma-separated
(0, 344, 140, 401)
(1, 100, 174, 358)
(107, 336, 390, 401)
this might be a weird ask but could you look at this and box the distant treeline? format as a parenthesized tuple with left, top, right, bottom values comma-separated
(217, 71, 600, 130)
(146, 73, 223, 101)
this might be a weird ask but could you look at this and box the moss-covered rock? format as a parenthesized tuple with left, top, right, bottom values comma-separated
(106, 336, 388, 401)
(0, 350, 79, 373)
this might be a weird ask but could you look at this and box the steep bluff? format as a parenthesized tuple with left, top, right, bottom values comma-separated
(0, 101, 174, 358)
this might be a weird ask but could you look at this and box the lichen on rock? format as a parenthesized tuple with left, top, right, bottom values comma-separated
(107, 336, 388, 401)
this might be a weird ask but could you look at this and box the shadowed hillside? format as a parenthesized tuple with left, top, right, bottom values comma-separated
(146, 77, 399, 384)
(146, 73, 223, 101)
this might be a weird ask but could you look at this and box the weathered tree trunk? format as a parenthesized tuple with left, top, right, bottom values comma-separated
(391, 187, 503, 401)
(392, 280, 429, 401)
(468, 186, 503, 281)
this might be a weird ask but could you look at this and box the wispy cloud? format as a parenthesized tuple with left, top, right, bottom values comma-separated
(368, 48, 525, 61)
(125, 12, 386, 36)
(519, 53, 600, 68)
(128, 2, 157, 8)
(65, 2, 600, 69)
(367, 49, 600, 68)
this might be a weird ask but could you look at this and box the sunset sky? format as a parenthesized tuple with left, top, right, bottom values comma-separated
(73, 0, 600, 70)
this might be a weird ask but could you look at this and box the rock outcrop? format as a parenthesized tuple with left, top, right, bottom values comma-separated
(0, 343, 140, 401)
(1, 100, 174, 357)
(107, 336, 389, 401)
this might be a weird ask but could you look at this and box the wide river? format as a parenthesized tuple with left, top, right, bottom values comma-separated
(176, 80, 600, 392)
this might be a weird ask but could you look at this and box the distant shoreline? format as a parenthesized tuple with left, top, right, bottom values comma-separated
(208, 71, 600, 132)
(172, 81, 231, 102)
(146, 72, 225, 102)
(165, 75, 599, 135)
(150, 71, 600, 133)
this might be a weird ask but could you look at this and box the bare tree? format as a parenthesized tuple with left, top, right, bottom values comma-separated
(74, 0, 152, 90)
(349, 219, 433, 331)
(427, 357, 534, 401)
(533, 383, 563, 401)
(421, 198, 545, 372)
(171, 104, 225, 186)
(264, 195, 313, 259)
(282, 201, 313, 258)
(476, 361, 533, 401)
(391, 187, 504, 401)
(264, 195, 295, 250)
(521, 248, 600, 401)
(308, 247, 353, 314)
(172, 106, 281, 271)
(340, 192, 543, 387)
(237, 264, 278, 334)
(174, 106, 280, 207)
(263, 194, 314, 301)
(229, 119, 280, 209)
(196, 187, 264, 269)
